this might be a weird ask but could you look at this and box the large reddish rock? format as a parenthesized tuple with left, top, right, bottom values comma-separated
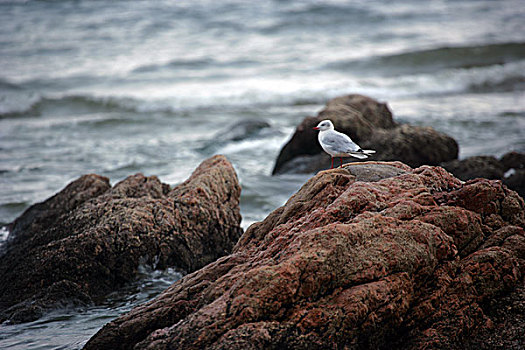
(0, 155, 243, 323)
(85, 162, 524, 350)
(272, 94, 458, 174)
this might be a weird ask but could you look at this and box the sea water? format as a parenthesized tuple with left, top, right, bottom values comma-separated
(0, 1, 524, 348)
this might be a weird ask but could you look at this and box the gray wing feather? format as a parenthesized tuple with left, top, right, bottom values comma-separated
(322, 132, 360, 153)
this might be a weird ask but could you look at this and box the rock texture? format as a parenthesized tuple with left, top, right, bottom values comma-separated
(442, 151, 525, 198)
(0, 155, 243, 324)
(85, 162, 524, 350)
(272, 94, 458, 174)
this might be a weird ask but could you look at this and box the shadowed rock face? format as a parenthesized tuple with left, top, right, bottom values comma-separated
(272, 94, 458, 174)
(442, 155, 505, 181)
(85, 162, 524, 350)
(442, 151, 525, 198)
(0, 155, 243, 324)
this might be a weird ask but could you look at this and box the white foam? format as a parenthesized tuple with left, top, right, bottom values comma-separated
(0, 226, 9, 243)
(504, 168, 516, 178)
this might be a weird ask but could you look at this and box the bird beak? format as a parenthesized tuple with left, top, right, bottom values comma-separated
(313, 127, 319, 130)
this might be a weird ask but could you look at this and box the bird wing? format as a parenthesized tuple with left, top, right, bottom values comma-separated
(321, 131, 361, 154)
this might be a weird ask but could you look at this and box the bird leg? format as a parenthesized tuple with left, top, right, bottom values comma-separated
(330, 157, 334, 169)
(339, 157, 343, 167)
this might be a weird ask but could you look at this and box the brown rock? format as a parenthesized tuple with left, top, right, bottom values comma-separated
(85, 162, 524, 350)
(6, 173, 111, 247)
(272, 94, 458, 174)
(0, 155, 243, 323)
(464, 283, 525, 349)
(324, 94, 397, 130)
(368, 124, 459, 168)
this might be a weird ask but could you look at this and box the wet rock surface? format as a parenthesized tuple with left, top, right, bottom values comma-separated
(86, 162, 524, 350)
(201, 118, 272, 153)
(272, 94, 458, 174)
(218, 118, 271, 142)
(0, 155, 243, 324)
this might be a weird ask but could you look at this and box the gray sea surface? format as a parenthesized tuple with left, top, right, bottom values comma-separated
(0, 0, 524, 348)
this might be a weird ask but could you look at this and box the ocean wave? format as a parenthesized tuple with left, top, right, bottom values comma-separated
(132, 57, 259, 74)
(468, 76, 525, 93)
(0, 78, 24, 91)
(132, 58, 216, 73)
(0, 94, 162, 119)
(498, 111, 525, 118)
(0, 89, 320, 119)
(327, 42, 525, 76)
(0, 78, 39, 116)
(2, 57, 522, 120)
(276, 2, 383, 24)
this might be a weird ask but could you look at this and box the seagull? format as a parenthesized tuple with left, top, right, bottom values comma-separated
(313, 119, 376, 169)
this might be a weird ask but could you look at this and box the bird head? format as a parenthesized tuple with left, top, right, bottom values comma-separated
(313, 120, 334, 131)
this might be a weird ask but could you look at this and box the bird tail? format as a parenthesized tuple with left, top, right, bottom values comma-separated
(349, 152, 369, 159)
(348, 149, 376, 159)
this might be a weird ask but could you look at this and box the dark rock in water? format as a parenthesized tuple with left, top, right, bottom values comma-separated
(271, 116, 323, 173)
(441, 155, 505, 180)
(503, 169, 525, 199)
(85, 162, 524, 350)
(442, 151, 525, 198)
(3, 280, 93, 324)
(500, 151, 525, 171)
(500, 151, 525, 198)
(368, 124, 459, 168)
(324, 93, 397, 130)
(272, 94, 458, 174)
(199, 119, 271, 153)
(0, 155, 243, 324)
(218, 118, 271, 142)
(275, 153, 328, 174)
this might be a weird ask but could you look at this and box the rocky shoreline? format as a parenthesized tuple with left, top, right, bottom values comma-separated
(0, 155, 242, 324)
(84, 161, 524, 349)
(272, 94, 524, 198)
(1, 94, 523, 348)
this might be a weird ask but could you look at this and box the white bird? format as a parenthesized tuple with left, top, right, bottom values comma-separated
(313, 119, 376, 169)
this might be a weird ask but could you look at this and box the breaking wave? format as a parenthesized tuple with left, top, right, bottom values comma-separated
(328, 42, 525, 76)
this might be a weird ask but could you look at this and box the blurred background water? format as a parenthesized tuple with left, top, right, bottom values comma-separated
(0, 0, 524, 348)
